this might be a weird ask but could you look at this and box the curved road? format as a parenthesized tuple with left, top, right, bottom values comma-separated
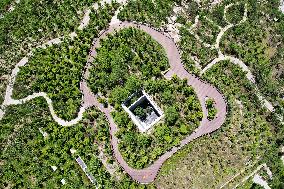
(80, 22, 227, 183)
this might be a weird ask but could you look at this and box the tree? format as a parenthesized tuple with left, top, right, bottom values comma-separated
(180, 124, 188, 134)
(133, 106, 147, 120)
(165, 106, 179, 125)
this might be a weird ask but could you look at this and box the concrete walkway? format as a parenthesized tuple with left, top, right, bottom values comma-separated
(82, 21, 227, 183)
(253, 174, 271, 189)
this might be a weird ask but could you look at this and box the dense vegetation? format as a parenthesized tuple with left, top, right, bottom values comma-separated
(88, 27, 203, 168)
(0, 0, 98, 104)
(12, 3, 119, 120)
(88, 27, 169, 95)
(205, 98, 217, 120)
(156, 1, 284, 187)
(220, 0, 284, 107)
(0, 0, 13, 13)
(192, 15, 221, 45)
(0, 99, 157, 188)
(1, 0, 283, 188)
(114, 77, 203, 168)
(118, 0, 181, 27)
(179, 26, 218, 74)
(225, 2, 246, 24)
(156, 60, 275, 188)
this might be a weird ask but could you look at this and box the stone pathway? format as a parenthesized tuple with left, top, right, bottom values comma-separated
(81, 21, 227, 183)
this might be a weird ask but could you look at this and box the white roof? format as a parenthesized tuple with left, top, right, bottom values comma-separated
(61, 179, 66, 185)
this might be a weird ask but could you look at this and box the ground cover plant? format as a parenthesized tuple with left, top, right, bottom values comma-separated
(87, 27, 203, 168)
(11, 3, 119, 120)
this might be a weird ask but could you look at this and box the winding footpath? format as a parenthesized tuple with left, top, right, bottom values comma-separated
(0, 1, 278, 184)
(81, 21, 227, 183)
(0, 4, 227, 182)
(196, 3, 275, 112)
(0, 0, 120, 125)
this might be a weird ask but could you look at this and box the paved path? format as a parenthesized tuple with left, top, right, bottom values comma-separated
(81, 21, 227, 183)
(201, 55, 255, 83)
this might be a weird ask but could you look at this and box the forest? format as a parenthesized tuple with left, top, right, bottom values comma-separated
(118, 0, 181, 27)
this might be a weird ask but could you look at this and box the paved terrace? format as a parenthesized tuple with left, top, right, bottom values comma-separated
(80, 22, 227, 184)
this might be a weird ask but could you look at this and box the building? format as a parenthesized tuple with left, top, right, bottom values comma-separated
(122, 90, 164, 132)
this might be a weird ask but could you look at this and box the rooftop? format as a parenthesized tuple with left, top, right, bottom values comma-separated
(122, 90, 164, 132)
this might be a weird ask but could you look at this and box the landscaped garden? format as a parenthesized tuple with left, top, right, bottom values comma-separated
(87, 27, 203, 168)
(156, 60, 276, 188)
(1, 0, 284, 188)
